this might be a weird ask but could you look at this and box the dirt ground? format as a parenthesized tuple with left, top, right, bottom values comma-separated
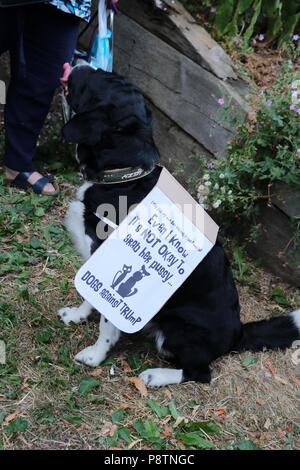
(0, 25, 299, 452)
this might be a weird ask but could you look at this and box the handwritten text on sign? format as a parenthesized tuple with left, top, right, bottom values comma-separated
(75, 170, 218, 333)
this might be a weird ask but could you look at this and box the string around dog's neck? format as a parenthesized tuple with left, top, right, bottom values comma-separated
(90, 164, 156, 184)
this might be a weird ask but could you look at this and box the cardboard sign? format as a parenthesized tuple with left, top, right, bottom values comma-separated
(75, 168, 219, 333)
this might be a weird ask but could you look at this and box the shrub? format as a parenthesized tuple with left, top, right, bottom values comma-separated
(197, 61, 300, 240)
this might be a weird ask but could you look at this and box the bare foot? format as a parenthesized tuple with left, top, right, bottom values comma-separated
(5, 168, 57, 195)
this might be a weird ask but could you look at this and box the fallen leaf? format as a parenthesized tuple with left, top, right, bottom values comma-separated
(173, 416, 186, 428)
(290, 374, 300, 387)
(161, 425, 172, 439)
(66, 289, 76, 299)
(21, 378, 29, 391)
(177, 440, 186, 450)
(128, 439, 142, 450)
(274, 375, 287, 385)
(257, 397, 264, 406)
(164, 389, 172, 400)
(100, 422, 118, 437)
(263, 418, 271, 430)
(161, 415, 172, 425)
(123, 360, 132, 372)
(277, 428, 285, 438)
(123, 393, 134, 400)
(192, 405, 200, 417)
(117, 403, 133, 410)
(5, 410, 22, 423)
(90, 368, 103, 377)
(129, 377, 147, 397)
(237, 386, 242, 397)
(264, 359, 275, 375)
(215, 408, 226, 416)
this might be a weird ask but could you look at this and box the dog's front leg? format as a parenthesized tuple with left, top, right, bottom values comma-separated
(58, 300, 93, 325)
(75, 316, 121, 367)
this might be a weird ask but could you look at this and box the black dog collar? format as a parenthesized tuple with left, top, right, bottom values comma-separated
(92, 165, 156, 184)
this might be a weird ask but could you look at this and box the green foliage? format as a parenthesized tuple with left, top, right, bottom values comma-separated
(197, 61, 300, 245)
(78, 376, 100, 396)
(4, 417, 29, 434)
(176, 432, 216, 449)
(235, 439, 261, 450)
(214, 0, 300, 47)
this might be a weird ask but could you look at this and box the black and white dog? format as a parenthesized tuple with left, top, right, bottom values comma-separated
(58, 64, 300, 387)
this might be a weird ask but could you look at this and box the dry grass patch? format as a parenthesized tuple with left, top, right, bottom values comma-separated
(0, 166, 299, 450)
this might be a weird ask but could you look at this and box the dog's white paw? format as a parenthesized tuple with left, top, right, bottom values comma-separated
(139, 368, 183, 387)
(58, 307, 83, 325)
(75, 345, 106, 367)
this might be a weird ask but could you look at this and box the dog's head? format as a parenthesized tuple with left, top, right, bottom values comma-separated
(61, 63, 160, 178)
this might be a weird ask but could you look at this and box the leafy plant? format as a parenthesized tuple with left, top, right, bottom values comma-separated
(197, 61, 300, 246)
(214, 0, 300, 47)
(78, 376, 100, 396)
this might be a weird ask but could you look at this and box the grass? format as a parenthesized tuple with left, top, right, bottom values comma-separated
(0, 55, 299, 450)
(0, 125, 299, 450)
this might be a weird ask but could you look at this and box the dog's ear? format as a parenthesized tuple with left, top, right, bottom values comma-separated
(62, 112, 107, 145)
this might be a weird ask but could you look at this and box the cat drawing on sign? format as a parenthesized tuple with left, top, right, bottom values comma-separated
(111, 265, 132, 290)
(117, 265, 150, 298)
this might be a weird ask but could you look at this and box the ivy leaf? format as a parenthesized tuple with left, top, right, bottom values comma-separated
(184, 421, 220, 435)
(112, 409, 125, 424)
(134, 419, 163, 446)
(118, 427, 132, 443)
(63, 415, 82, 426)
(270, 288, 291, 307)
(169, 400, 180, 420)
(235, 439, 261, 450)
(0, 412, 5, 424)
(5, 417, 29, 434)
(241, 356, 258, 369)
(148, 400, 169, 419)
(30, 237, 42, 249)
(177, 432, 216, 449)
(78, 376, 99, 396)
(35, 207, 45, 217)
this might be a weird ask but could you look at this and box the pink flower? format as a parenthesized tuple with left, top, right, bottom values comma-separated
(234, 38, 240, 45)
(297, 108, 300, 115)
(210, 8, 216, 13)
(207, 162, 215, 169)
(297, 149, 300, 153)
(252, 38, 257, 45)
(293, 34, 299, 41)
(258, 90, 264, 97)
(291, 90, 298, 97)
(218, 98, 225, 105)
(266, 100, 272, 107)
(258, 34, 264, 41)
(290, 104, 296, 110)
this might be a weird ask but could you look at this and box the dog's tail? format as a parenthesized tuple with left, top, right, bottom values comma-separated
(233, 309, 300, 353)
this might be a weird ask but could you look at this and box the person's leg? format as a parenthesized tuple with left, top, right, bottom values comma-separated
(4, 4, 79, 193)
(0, 8, 17, 56)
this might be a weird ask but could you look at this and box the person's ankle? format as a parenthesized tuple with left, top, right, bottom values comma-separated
(5, 167, 19, 179)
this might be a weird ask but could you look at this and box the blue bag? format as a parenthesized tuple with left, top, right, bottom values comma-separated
(88, 0, 114, 72)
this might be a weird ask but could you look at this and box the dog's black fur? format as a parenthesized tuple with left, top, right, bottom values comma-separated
(60, 65, 300, 385)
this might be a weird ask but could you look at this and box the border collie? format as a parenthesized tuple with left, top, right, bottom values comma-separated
(58, 63, 300, 387)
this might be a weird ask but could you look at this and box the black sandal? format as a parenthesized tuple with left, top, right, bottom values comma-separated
(8, 171, 60, 197)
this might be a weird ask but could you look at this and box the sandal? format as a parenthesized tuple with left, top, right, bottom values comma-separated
(7, 171, 60, 197)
